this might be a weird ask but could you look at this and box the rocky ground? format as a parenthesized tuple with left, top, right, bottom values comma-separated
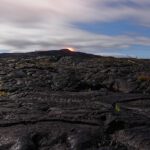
(0, 49, 150, 150)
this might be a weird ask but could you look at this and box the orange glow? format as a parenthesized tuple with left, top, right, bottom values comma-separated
(67, 47, 76, 52)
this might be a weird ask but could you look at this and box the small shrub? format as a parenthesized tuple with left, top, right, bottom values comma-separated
(0, 90, 7, 96)
(137, 75, 150, 81)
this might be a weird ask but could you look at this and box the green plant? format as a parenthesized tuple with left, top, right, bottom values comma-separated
(115, 103, 121, 112)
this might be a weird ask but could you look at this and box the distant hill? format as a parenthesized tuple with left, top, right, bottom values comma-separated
(0, 49, 97, 59)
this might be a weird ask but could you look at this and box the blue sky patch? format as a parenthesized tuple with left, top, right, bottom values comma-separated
(74, 20, 150, 37)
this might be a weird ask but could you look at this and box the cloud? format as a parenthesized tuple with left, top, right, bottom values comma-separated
(1, 23, 150, 53)
(0, 0, 150, 54)
(0, 0, 150, 25)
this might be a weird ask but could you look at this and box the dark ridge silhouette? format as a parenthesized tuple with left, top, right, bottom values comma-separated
(0, 49, 97, 59)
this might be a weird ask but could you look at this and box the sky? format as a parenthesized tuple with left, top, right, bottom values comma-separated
(0, 0, 150, 58)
